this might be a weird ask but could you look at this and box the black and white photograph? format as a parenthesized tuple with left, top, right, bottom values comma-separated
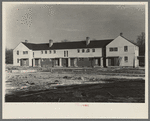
(2, 2, 148, 119)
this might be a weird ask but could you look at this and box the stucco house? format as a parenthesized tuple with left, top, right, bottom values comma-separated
(13, 33, 139, 68)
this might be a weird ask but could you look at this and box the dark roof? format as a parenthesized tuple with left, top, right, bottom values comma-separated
(121, 36, 138, 46)
(22, 39, 113, 50)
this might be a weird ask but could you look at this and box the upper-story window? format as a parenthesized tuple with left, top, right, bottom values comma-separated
(86, 49, 90, 53)
(64, 51, 66, 57)
(114, 47, 118, 51)
(45, 50, 47, 54)
(33, 52, 34, 57)
(41, 51, 43, 54)
(109, 47, 118, 52)
(64, 51, 68, 57)
(109, 48, 113, 51)
(54, 50, 56, 54)
(82, 49, 85, 53)
(124, 56, 128, 62)
(23, 51, 28, 54)
(77, 49, 80, 53)
(17, 51, 19, 55)
(124, 46, 128, 52)
(92, 48, 95, 52)
(49, 50, 51, 54)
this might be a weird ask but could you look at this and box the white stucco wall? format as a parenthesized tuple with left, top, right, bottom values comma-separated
(106, 36, 139, 67)
(33, 48, 102, 58)
(13, 43, 33, 66)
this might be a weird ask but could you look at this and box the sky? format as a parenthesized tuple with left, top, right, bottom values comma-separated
(3, 3, 145, 49)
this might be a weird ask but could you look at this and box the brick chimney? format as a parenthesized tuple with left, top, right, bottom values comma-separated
(120, 32, 123, 36)
(49, 39, 53, 47)
(25, 40, 28, 43)
(86, 37, 90, 45)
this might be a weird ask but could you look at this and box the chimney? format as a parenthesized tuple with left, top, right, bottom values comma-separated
(86, 37, 90, 45)
(120, 32, 123, 36)
(49, 39, 53, 47)
(25, 40, 28, 43)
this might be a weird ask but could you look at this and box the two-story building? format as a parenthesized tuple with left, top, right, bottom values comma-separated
(13, 33, 139, 68)
(106, 33, 139, 67)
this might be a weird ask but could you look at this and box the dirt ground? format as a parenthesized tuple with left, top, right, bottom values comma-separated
(5, 66, 145, 102)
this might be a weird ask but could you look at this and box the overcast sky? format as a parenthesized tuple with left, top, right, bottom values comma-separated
(3, 3, 145, 49)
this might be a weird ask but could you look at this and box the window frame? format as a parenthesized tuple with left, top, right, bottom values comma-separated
(109, 48, 113, 51)
(92, 48, 95, 52)
(114, 47, 118, 51)
(45, 50, 47, 54)
(64, 51, 66, 57)
(124, 56, 128, 62)
(17, 59, 19, 63)
(77, 49, 80, 53)
(86, 49, 90, 53)
(17, 51, 19, 55)
(124, 46, 128, 52)
(109, 47, 118, 52)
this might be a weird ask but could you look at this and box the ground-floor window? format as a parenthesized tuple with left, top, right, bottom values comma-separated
(17, 59, 19, 63)
(124, 56, 128, 62)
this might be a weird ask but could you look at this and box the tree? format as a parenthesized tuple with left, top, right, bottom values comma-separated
(136, 32, 145, 56)
(5, 48, 13, 64)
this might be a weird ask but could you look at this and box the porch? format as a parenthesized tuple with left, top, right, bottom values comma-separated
(106, 56, 121, 67)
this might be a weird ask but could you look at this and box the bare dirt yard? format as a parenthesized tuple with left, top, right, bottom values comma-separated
(5, 66, 145, 102)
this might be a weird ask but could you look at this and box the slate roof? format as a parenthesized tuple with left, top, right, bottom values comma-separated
(22, 39, 113, 50)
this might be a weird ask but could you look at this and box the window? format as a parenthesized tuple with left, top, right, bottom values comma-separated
(92, 49, 95, 52)
(41, 51, 43, 54)
(33, 52, 34, 57)
(17, 59, 19, 63)
(82, 49, 85, 53)
(86, 49, 90, 53)
(67, 51, 68, 57)
(45, 50, 47, 54)
(64, 51, 68, 57)
(109, 47, 118, 52)
(17, 51, 19, 55)
(23, 51, 28, 54)
(124, 46, 128, 52)
(49, 50, 51, 54)
(124, 56, 128, 62)
(109, 48, 113, 51)
(77, 49, 80, 53)
(54, 50, 56, 54)
(114, 47, 118, 51)
(64, 51, 66, 57)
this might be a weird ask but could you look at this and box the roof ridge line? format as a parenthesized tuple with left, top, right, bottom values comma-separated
(22, 38, 114, 45)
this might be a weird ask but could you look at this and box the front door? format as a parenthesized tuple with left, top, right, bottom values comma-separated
(62, 58, 68, 67)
